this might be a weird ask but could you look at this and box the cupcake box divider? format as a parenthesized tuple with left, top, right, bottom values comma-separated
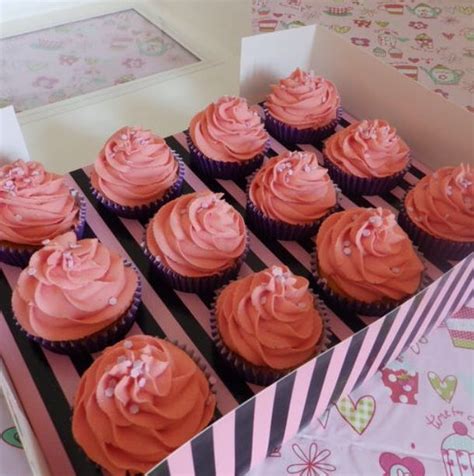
(0, 25, 472, 476)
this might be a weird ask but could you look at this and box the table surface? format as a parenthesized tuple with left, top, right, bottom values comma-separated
(247, 305, 474, 476)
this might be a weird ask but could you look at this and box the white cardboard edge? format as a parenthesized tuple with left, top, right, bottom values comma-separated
(0, 106, 31, 164)
(0, 359, 51, 476)
(240, 24, 473, 171)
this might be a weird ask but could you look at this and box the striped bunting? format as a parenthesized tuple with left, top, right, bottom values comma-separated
(0, 110, 469, 476)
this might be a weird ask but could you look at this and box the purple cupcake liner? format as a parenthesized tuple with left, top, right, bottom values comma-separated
(13, 263, 142, 355)
(0, 191, 87, 268)
(142, 229, 249, 294)
(263, 106, 342, 145)
(310, 250, 428, 318)
(210, 286, 330, 386)
(90, 154, 185, 220)
(186, 132, 269, 180)
(323, 153, 410, 197)
(398, 196, 474, 261)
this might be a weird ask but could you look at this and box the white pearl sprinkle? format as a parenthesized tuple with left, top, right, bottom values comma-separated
(303, 164, 311, 173)
(130, 368, 142, 378)
(272, 267, 283, 277)
(70, 189, 78, 197)
(391, 267, 400, 274)
(123, 339, 133, 349)
(343, 240, 350, 247)
(42, 239, 50, 245)
(138, 377, 146, 388)
(27, 267, 36, 276)
(105, 387, 114, 398)
(109, 297, 118, 305)
(209, 376, 217, 385)
(447, 186, 453, 196)
(31, 171, 40, 176)
(287, 169, 293, 176)
(362, 229, 371, 237)
(15, 214, 22, 221)
(129, 404, 139, 414)
(28, 301, 34, 307)
(121, 134, 128, 140)
(117, 356, 126, 364)
(369, 215, 383, 226)
(343, 247, 352, 256)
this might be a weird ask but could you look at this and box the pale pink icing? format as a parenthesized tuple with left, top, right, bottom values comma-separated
(189, 96, 269, 163)
(265, 68, 340, 130)
(405, 164, 474, 242)
(316, 208, 424, 303)
(249, 151, 337, 225)
(12, 232, 138, 341)
(324, 119, 410, 178)
(0, 160, 80, 246)
(72, 335, 216, 476)
(216, 265, 323, 369)
(146, 191, 247, 277)
(90, 127, 179, 207)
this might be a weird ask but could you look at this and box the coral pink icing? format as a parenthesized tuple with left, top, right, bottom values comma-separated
(0, 160, 80, 246)
(216, 265, 323, 369)
(146, 191, 247, 277)
(249, 151, 337, 225)
(189, 96, 269, 162)
(316, 208, 424, 303)
(90, 127, 179, 207)
(265, 68, 340, 130)
(324, 119, 410, 178)
(405, 164, 474, 242)
(72, 335, 216, 476)
(12, 232, 138, 341)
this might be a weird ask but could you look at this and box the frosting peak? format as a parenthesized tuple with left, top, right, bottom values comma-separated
(189, 96, 269, 163)
(265, 68, 340, 129)
(405, 163, 474, 242)
(249, 151, 337, 224)
(12, 232, 138, 341)
(146, 191, 247, 277)
(324, 119, 410, 178)
(91, 126, 179, 207)
(72, 336, 216, 475)
(216, 266, 323, 369)
(0, 160, 80, 245)
(316, 208, 424, 303)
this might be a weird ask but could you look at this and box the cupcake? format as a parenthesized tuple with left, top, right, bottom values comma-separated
(187, 96, 269, 179)
(399, 164, 473, 260)
(212, 265, 326, 385)
(0, 160, 85, 267)
(144, 191, 248, 293)
(11, 232, 141, 354)
(264, 68, 341, 145)
(246, 150, 339, 240)
(90, 126, 184, 219)
(314, 207, 424, 317)
(323, 119, 410, 196)
(441, 422, 474, 475)
(72, 335, 216, 475)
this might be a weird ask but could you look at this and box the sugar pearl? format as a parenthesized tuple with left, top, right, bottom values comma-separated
(117, 356, 126, 364)
(109, 297, 118, 306)
(31, 171, 40, 176)
(138, 378, 146, 388)
(272, 267, 283, 277)
(209, 376, 217, 385)
(105, 387, 114, 398)
(120, 134, 128, 141)
(27, 267, 36, 276)
(343, 247, 352, 256)
(303, 164, 311, 173)
(391, 267, 400, 274)
(123, 339, 133, 349)
(15, 214, 22, 221)
(343, 240, 350, 247)
(129, 404, 139, 414)
(369, 215, 383, 226)
(42, 239, 50, 245)
(362, 229, 371, 237)
(446, 186, 453, 196)
(130, 368, 142, 378)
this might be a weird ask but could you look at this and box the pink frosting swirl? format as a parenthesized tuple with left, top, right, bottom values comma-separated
(0, 160, 80, 246)
(265, 68, 340, 130)
(316, 208, 424, 303)
(72, 335, 216, 475)
(189, 96, 269, 162)
(324, 119, 410, 178)
(405, 164, 474, 242)
(249, 151, 337, 225)
(90, 127, 179, 207)
(146, 191, 247, 277)
(216, 265, 323, 369)
(12, 232, 138, 341)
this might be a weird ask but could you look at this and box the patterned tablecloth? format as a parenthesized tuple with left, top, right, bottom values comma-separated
(248, 305, 474, 476)
(252, 0, 474, 112)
